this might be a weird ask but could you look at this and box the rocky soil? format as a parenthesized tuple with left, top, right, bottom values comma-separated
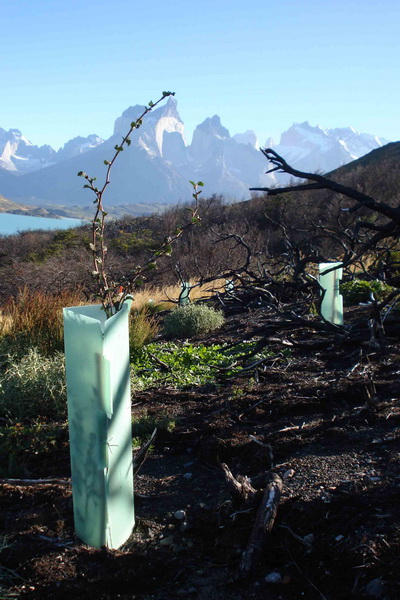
(0, 307, 399, 599)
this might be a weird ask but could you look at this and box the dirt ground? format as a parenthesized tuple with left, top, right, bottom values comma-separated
(0, 306, 399, 599)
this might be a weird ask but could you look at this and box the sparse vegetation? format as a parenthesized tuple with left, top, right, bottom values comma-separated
(0, 349, 67, 421)
(132, 413, 176, 447)
(0, 422, 68, 477)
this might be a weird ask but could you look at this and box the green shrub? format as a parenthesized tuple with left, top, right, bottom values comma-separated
(340, 279, 394, 306)
(163, 304, 225, 338)
(131, 340, 286, 390)
(0, 349, 67, 421)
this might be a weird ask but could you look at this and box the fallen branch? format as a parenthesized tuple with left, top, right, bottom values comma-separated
(0, 478, 70, 486)
(133, 427, 157, 476)
(240, 472, 283, 575)
(220, 462, 257, 507)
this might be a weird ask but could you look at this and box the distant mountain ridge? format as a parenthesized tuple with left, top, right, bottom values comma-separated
(0, 98, 392, 211)
(0, 128, 104, 173)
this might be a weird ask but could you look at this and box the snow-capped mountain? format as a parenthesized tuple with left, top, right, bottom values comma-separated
(0, 128, 104, 173)
(184, 115, 273, 196)
(113, 98, 186, 161)
(0, 128, 55, 172)
(0, 101, 392, 210)
(270, 122, 389, 180)
(55, 134, 104, 162)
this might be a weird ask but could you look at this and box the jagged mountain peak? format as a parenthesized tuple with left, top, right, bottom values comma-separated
(56, 134, 104, 161)
(233, 130, 258, 148)
(113, 97, 185, 158)
(279, 122, 328, 147)
(114, 96, 182, 133)
(196, 115, 230, 139)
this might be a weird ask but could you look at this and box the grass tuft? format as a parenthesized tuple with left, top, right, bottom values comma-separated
(0, 288, 86, 356)
(0, 349, 67, 421)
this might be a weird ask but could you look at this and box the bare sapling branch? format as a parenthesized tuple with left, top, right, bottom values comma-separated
(77, 91, 203, 317)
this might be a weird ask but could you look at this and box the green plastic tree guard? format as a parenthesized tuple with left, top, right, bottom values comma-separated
(179, 282, 191, 306)
(63, 299, 135, 549)
(225, 279, 234, 294)
(319, 262, 343, 325)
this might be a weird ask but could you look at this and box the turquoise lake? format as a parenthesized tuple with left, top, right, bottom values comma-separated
(0, 213, 85, 236)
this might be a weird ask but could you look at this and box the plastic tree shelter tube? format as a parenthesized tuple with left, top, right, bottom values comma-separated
(318, 262, 344, 326)
(179, 282, 191, 306)
(63, 299, 135, 549)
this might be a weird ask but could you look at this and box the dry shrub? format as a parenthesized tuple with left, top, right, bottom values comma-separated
(129, 308, 160, 359)
(1, 287, 86, 355)
(187, 278, 227, 301)
(131, 287, 174, 312)
(0, 311, 13, 336)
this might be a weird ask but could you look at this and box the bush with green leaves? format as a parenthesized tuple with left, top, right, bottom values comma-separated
(340, 279, 394, 306)
(131, 340, 287, 390)
(163, 304, 225, 338)
(0, 349, 67, 421)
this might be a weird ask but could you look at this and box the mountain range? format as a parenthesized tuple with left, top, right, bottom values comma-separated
(0, 98, 391, 214)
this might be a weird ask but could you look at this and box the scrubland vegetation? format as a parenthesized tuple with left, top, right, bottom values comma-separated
(1, 143, 400, 598)
(1, 151, 400, 478)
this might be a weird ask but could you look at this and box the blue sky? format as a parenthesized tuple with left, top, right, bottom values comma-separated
(2, 0, 399, 150)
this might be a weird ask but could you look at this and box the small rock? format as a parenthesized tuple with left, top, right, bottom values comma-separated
(183, 473, 193, 479)
(303, 533, 315, 544)
(283, 469, 295, 480)
(180, 521, 191, 532)
(265, 572, 283, 584)
(159, 535, 174, 547)
(174, 510, 186, 520)
(365, 578, 386, 598)
(335, 534, 345, 542)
